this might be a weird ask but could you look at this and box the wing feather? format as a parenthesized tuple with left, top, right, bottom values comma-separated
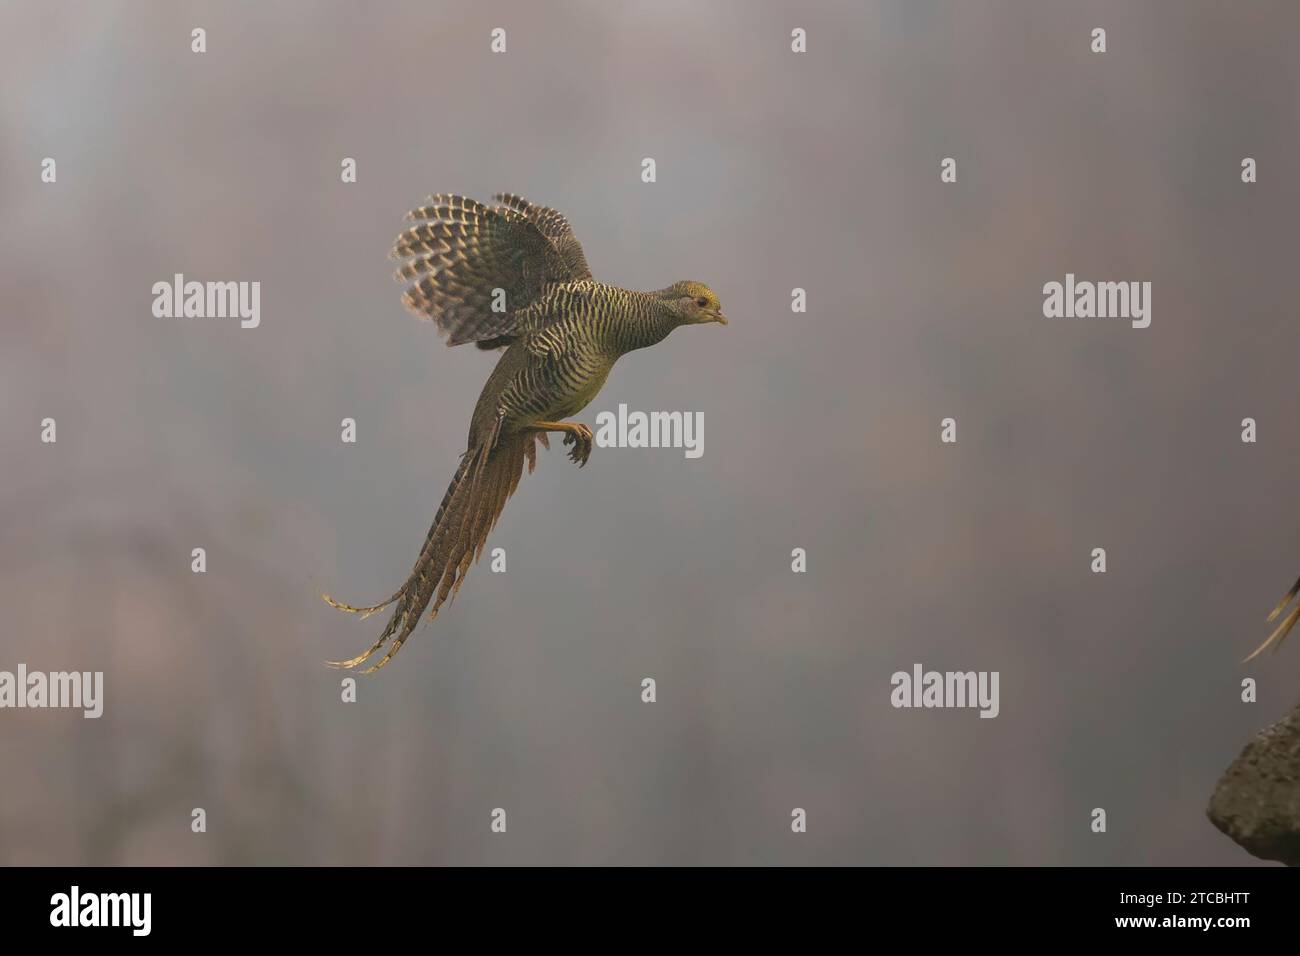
(391, 193, 592, 347)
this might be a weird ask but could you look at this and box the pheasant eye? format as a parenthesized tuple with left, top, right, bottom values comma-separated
(696, 297, 708, 307)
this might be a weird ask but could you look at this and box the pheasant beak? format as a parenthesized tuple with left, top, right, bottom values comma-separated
(713, 311, 728, 325)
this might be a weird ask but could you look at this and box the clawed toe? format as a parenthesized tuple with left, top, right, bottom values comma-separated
(563, 424, 593, 467)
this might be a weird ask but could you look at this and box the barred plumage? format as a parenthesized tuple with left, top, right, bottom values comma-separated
(391, 193, 591, 347)
(326, 193, 726, 672)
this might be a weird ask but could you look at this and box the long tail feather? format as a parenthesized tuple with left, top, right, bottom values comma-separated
(1265, 573, 1300, 623)
(1244, 596, 1300, 662)
(1243, 573, 1300, 663)
(326, 428, 534, 673)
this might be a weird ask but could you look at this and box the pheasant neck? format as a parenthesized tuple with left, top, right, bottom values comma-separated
(612, 293, 680, 356)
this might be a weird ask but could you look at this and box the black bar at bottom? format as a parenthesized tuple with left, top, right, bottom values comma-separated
(0, 866, 1287, 940)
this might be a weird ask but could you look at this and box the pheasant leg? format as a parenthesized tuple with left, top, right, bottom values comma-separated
(530, 421, 593, 467)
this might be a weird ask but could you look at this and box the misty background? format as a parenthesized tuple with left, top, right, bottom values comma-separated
(2, 0, 1299, 864)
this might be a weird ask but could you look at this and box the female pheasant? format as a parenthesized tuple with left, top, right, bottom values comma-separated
(324, 193, 726, 672)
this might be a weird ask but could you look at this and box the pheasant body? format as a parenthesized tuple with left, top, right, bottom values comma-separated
(484, 280, 688, 434)
(326, 194, 725, 672)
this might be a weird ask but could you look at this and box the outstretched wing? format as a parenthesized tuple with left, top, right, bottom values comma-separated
(493, 192, 592, 282)
(391, 193, 592, 347)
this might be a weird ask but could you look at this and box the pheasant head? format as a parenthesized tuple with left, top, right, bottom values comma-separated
(662, 280, 728, 326)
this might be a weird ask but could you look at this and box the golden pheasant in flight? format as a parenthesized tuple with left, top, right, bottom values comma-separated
(324, 193, 726, 672)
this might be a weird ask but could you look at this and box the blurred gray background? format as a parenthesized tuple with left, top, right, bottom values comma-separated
(2, 0, 1298, 865)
